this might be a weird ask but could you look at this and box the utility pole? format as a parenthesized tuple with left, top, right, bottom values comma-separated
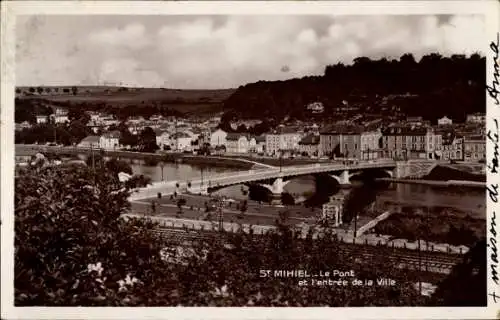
(279, 149, 283, 173)
(175, 116, 179, 152)
(216, 196, 224, 235)
(353, 211, 358, 238)
(418, 235, 422, 295)
(200, 166, 204, 188)
(160, 162, 164, 181)
(91, 142, 95, 171)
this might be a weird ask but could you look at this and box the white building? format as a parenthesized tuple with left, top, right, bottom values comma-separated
(437, 116, 453, 126)
(52, 107, 69, 124)
(306, 102, 324, 114)
(226, 134, 249, 153)
(466, 113, 486, 124)
(321, 192, 348, 227)
(36, 115, 48, 124)
(265, 127, 302, 156)
(170, 132, 193, 151)
(100, 131, 120, 150)
(210, 129, 228, 147)
(155, 130, 171, 150)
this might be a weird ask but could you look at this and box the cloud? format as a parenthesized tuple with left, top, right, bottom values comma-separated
(16, 15, 486, 89)
(88, 23, 150, 50)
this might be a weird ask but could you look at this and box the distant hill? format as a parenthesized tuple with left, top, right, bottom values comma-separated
(15, 87, 236, 121)
(221, 53, 486, 123)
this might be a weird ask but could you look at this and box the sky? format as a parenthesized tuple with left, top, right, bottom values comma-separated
(16, 14, 485, 89)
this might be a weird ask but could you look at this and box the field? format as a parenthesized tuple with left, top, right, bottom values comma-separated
(16, 86, 235, 115)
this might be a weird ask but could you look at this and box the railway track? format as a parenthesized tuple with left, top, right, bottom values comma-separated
(152, 227, 462, 274)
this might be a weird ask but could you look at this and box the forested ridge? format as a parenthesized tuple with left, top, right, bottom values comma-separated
(222, 53, 486, 122)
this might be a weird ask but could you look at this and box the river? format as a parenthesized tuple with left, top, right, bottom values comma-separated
(127, 161, 485, 220)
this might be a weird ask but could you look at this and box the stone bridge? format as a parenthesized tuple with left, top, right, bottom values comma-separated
(129, 159, 440, 202)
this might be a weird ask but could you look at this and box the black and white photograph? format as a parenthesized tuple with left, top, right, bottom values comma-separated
(2, 1, 500, 319)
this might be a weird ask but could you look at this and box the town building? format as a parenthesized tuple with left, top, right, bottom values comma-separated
(196, 128, 212, 146)
(306, 102, 324, 114)
(77, 136, 101, 149)
(406, 116, 424, 126)
(210, 129, 228, 147)
(298, 134, 320, 157)
(15, 121, 32, 131)
(321, 190, 349, 227)
(36, 115, 48, 124)
(52, 107, 69, 124)
(437, 116, 453, 126)
(466, 113, 486, 124)
(319, 125, 381, 160)
(382, 126, 436, 160)
(265, 127, 303, 156)
(155, 130, 170, 150)
(100, 131, 121, 150)
(249, 135, 266, 154)
(170, 132, 192, 151)
(440, 135, 463, 161)
(464, 135, 486, 162)
(226, 133, 249, 153)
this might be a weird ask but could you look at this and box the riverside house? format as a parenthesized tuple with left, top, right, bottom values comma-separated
(226, 133, 249, 154)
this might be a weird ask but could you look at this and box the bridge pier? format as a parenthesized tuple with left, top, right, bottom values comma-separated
(329, 170, 352, 187)
(259, 177, 289, 205)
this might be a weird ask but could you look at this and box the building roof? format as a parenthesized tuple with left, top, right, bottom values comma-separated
(226, 133, 247, 141)
(170, 132, 191, 139)
(102, 130, 120, 139)
(79, 135, 101, 143)
(381, 126, 428, 136)
(464, 135, 485, 142)
(407, 116, 423, 121)
(255, 135, 266, 142)
(299, 134, 320, 145)
(268, 126, 299, 135)
(155, 129, 168, 136)
(320, 124, 365, 135)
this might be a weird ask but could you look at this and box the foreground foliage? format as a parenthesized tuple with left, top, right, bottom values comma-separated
(14, 166, 484, 306)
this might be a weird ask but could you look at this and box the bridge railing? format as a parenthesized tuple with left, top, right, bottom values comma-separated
(138, 159, 399, 192)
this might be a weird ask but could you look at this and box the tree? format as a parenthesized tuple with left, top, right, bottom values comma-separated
(278, 210, 291, 225)
(36, 87, 44, 94)
(138, 127, 158, 153)
(15, 165, 166, 306)
(240, 200, 247, 215)
(177, 198, 186, 214)
(106, 158, 133, 175)
(431, 239, 486, 306)
(71, 86, 78, 96)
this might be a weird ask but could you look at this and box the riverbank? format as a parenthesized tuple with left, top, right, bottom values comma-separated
(15, 144, 258, 169)
(377, 178, 485, 188)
